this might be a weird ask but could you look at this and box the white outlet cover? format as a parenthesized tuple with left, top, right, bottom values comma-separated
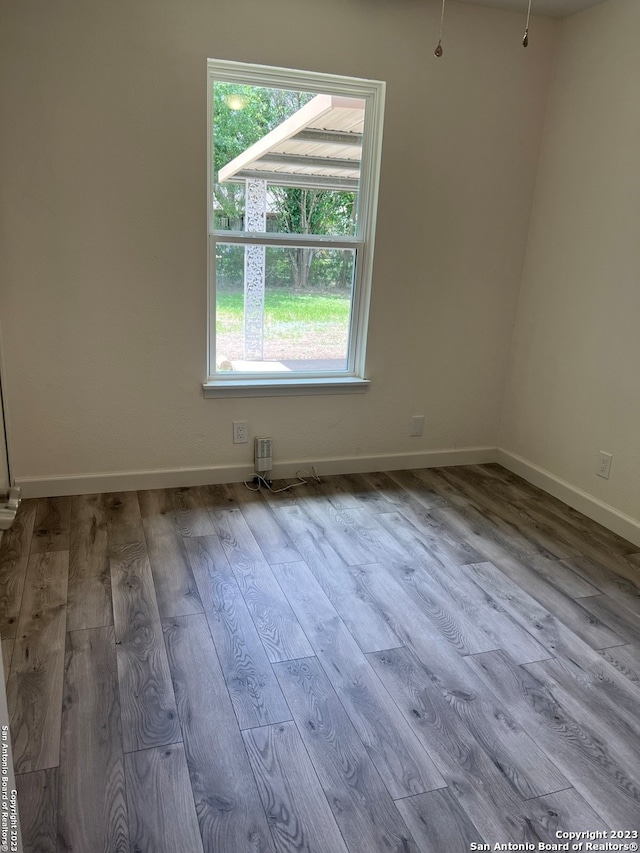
(233, 421, 248, 443)
(597, 451, 612, 479)
(410, 415, 425, 437)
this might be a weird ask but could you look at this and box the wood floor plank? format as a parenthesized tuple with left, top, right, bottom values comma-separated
(200, 481, 240, 510)
(70, 491, 105, 526)
(465, 648, 640, 827)
(273, 656, 420, 853)
(110, 541, 181, 752)
(433, 506, 625, 649)
(370, 638, 566, 795)
(303, 498, 386, 534)
(392, 492, 599, 598)
(2, 638, 14, 686)
(433, 500, 600, 599)
(578, 592, 640, 644)
(519, 497, 640, 593)
(145, 529, 203, 618)
(461, 560, 640, 723)
(272, 560, 448, 799)
(501, 493, 624, 560)
(30, 496, 71, 554)
(67, 494, 112, 631)
(356, 554, 497, 659)
(125, 743, 204, 853)
(0, 498, 36, 640)
(319, 473, 389, 510)
(563, 554, 640, 617)
(359, 470, 422, 506)
(104, 491, 145, 547)
(57, 626, 128, 852)
(185, 535, 291, 729)
(16, 768, 58, 853)
(395, 789, 483, 853)
(162, 614, 275, 853)
(226, 480, 268, 507)
(138, 489, 203, 617)
(573, 545, 640, 590)
(353, 562, 567, 797)
(170, 485, 226, 537)
(374, 511, 549, 663)
(215, 510, 313, 662)
(136, 488, 176, 538)
(386, 469, 453, 510)
(243, 721, 349, 853)
(235, 496, 302, 565)
(329, 472, 399, 512)
(481, 498, 585, 563)
(155, 480, 239, 536)
(522, 787, 610, 841)
(436, 466, 584, 561)
(275, 506, 402, 652)
(257, 478, 313, 507)
(403, 467, 475, 509)
(284, 501, 383, 567)
(597, 643, 640, 685)
(272, 473, 370, 510)
(519, 490, 638, 557)
(536, 648, 640, 745)
(524, 655, 640, 761)
(512, 548, 601, 602)
(361, 472, 483, 564)
(465, 463, 543, 501)
(7, 550, 68, 773)
(368, 645, 568, 843)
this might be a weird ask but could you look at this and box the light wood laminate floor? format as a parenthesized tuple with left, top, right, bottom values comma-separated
(1, 464, 639, 852)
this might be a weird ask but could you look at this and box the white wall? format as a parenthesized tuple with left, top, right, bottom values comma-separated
(501, 0, 640, 525)
(0, 0, 558, 493)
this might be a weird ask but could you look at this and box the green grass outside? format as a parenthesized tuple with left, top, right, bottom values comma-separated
(216, 288, 351, 360)
(217, 288, 350, 328)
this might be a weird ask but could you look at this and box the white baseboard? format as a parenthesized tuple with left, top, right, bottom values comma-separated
(15, 446, 498, 499)
(15, 446, 640, 548)
(15, 464, 253, 499)
(497, 449, 640, 548)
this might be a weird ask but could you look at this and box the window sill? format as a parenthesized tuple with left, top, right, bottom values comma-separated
(202, 376, 370, 398)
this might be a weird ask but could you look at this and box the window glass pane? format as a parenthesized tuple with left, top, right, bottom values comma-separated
(212, 82, 362, 237)
(215, 244, 355, 372)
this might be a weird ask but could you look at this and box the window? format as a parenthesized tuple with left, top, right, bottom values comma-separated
(204, 59, 385, 397)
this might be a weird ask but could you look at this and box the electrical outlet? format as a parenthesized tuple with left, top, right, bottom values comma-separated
(233, 421, 248, 444)
(597, 451, 612, 479)
(410, 415, 425, 437)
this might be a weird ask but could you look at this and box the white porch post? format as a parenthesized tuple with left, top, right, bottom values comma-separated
(244, 178, 267, 360)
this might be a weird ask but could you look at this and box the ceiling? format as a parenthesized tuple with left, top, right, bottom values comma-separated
(456, 0, 607, 18)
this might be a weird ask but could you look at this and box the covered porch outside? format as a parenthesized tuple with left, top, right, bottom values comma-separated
(214, 93, 365, 373)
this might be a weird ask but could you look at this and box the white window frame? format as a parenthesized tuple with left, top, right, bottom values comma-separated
(203, 59, 385, 398)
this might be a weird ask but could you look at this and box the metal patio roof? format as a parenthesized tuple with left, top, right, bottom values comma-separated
(218, 94, 365, 192)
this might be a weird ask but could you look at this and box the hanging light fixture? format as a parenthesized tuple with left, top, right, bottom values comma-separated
(434, 0, 446, 57)
(433, 0, 533, 57)
(523, 0, 533, 47)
